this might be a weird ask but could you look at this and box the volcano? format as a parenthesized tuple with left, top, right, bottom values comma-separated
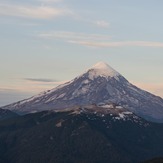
(3, 62, 163, 122)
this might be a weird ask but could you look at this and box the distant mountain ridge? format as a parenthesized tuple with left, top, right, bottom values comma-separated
(3, 62, 163, 122)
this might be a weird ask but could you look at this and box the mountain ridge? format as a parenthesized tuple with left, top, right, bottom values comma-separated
(0, 108, 163, 163)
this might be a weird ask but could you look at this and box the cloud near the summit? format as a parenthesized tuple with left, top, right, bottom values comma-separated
(24, 78, 58, 83)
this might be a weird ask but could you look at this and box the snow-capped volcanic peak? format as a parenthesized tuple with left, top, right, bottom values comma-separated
(87, 62, 120, 79)
(3, 61, 163, 122)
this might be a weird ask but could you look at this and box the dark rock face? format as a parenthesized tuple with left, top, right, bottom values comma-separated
(2, 62, 163, 122)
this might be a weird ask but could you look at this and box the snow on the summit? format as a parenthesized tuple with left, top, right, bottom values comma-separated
(88, 62, 120, 79)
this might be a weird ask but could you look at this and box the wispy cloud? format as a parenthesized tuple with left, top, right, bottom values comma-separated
(0, 78, 67, 106)
(38, 31, 111, 42)
(0, 79, 67, 95)
(24, 78, 58, 83)
(0, 3, 72, 19)
(38, 30, 163, 48)
(25, 80, 67, 86)
(68, 40, 163, 48)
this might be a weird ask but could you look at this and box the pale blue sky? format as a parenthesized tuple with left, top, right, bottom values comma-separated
(0, 0, 163, 106)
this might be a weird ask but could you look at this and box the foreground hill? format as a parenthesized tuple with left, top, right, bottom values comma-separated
(0, 106, 163, 163)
